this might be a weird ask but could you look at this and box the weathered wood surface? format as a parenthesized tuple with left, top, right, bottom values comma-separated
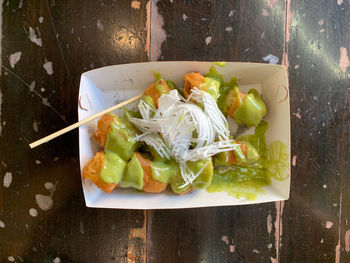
(0, 0, 349, 262)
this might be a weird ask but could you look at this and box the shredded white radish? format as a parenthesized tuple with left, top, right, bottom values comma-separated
(129, 89, 239, 185)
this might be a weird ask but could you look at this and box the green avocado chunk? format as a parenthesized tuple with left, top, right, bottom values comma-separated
(119, 153, 144, 190)
(104, 114, 138, 161)
(100, 151, 127, 184)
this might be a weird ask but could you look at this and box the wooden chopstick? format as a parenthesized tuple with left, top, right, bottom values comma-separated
(29, 94, 142, 149)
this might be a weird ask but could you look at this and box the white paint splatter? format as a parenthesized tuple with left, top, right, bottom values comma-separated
(229, 10, 234, 17)
(339, 47, 349, 73)
(96, 19, 104, 31)
(9, 51, 22, 68)
(270, 257, 278, 263)
(295, 64, 299, 69)
(253, 249, 260, 254)
(225, 27, 233, 32)
(268, 243, 273, 249)
(35, 160, 41, 164)
(221, 235, 229, 245)
(0, 220, 5, 228)
(323, 184, 327, 189)
(292, 155, 297, 167)
(45, 182, 54, 190)
(131, 1, 141, 9)
(267, 213, 272, 233)
(150, 0, 166, 61)
(295, 112, 302, 119)
(205, 36, 212, 45)
(262, 9, 269, 16)
(39, 16, 44, 23)
(43, 61, 54, 75)
(3, 172, 12, 188)
(29, 27, 42, 47)
(320, 238, 324, 244)
(263, 54, 279, 64)
(338, 0, 343, 5)
(8, 256, 15, 262)
(345, 229, 350, 252)
(29, 81, 35, 92)
(0, 0, 3, 136)
(42, 98, 50, 107)
(40, 88, 45, 92)
(29, 208, 38, 217)
(320, 28, 325, 33)
(53, 257, 61, 263)
(229, 245, 235, 253)
(182, 13, 188, 21)
(35, 194, 53, 211)
(325, 221, 333, 229)
(318, 19, 324, 25)
(19, 0, 23, 8)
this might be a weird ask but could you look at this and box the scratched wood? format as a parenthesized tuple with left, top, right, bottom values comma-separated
(0, 0, 147, 262)
(147, 1, 286, 263)
(280, 1, 350, 262)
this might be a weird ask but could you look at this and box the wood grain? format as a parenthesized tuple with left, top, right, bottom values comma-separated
(146, 1, 286, 263)
(0, 0, 147, 262)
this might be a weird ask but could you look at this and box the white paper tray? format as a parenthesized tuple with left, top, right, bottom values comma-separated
(78, 61, 290, 209)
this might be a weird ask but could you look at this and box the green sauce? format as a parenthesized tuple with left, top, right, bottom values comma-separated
(266, 141, 289, 180)
(189, 158, 213, 189)
(209, 121, 289, 200)
(119, 153, 144, 190)
(151, 161, 179, 184)
(233, 88, 267, 127)
(100, 151, 127, 184)
(217, 78, 238, 113)
(105, 115, 138, 161)
(207, 168, 269, 201)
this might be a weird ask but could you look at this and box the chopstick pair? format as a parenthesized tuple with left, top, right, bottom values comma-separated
(29, 94, 142, 149)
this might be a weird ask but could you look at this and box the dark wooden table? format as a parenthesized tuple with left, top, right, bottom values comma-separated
(0, 0, 349, 262)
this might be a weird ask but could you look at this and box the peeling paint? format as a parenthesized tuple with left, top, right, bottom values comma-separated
(267, 0, 279, 8)
(267, 213, 272, 234)
(131, 1, 141, 9)
(150, 0, 166, 61)
(9, 51, 22, 68)
(292, 155, 297, 166)
(221, 235, 229, 245)
(205, 36, 212, 45)
(285, 0, 294, 43)
(3, 172, 12, 188)
(29, 26, 42, 47)
(35, 194, 53, 211)
(96, 19, 104, 31)
(8, 256, 15, 262)
(345, 229, 350, 252)
(338, 0, 343, 5)
(53, 257, 61, 263)
(229, 10, 234, 17)
(0, 220, 4, 228)
(229, 245, 235, 253)
(43, 61, 54, 75)
(225, 27, 233, 32)
(182, 13, 188, 21)
(29, 208, 38, 217)
(263, 54, 279, 64)
(339, 47, 349, 73)
(39, 16, 44, 23)
(318, 19, 324, 25)
(252, 249, 259, 254)
(325, 221, 333, 229)
(335, 240, 340, 263)
(323, 184, 327, 189)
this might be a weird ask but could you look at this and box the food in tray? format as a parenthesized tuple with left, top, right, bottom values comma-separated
(82, 64, 289, 198)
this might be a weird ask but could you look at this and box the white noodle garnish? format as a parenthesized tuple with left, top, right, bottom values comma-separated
(129, 89, 239, 185)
